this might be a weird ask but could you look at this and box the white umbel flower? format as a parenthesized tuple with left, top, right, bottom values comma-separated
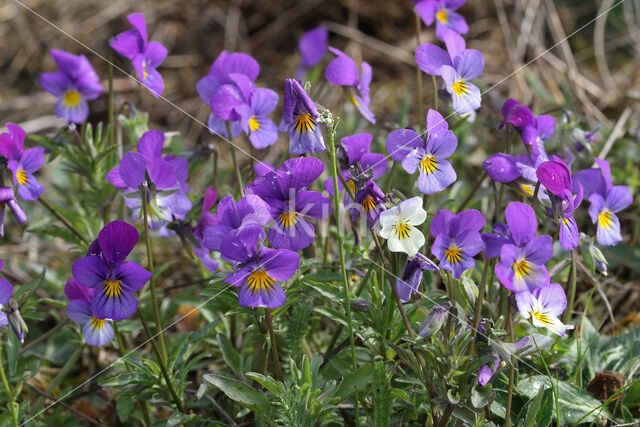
(378, 197, 427, 256)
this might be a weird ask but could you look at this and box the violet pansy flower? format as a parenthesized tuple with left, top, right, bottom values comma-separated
(0, 123, 45, 201)
(280, 79, 325, 154)
(297, 26, 329, 78)
(500, 98, 555, 159)
(0, 187, 26, 236)
(234, 87, 279, 149)
(72, 221, 151, 321)
(483, 203, 553, 293)
(415, 30, 483, 114)
(191, 187, 220, 274)
(65, 278, 113, 347)
(40, 49, 103, 124)
(516, 283, 573, 337)
(0, 259, 13, 329)
(221, 224, 300, 309)
(349, 180, 387, 229)
(379, 197, 427, 256)
(110, 13, 167, 97)
(326, 47, 375, 124)
(430, 209, 484, 278)
(414, 0, 469, 40)
(386, 110, 457, 194)
(396, 253, 439, 303)
(246, 157, 330, 251)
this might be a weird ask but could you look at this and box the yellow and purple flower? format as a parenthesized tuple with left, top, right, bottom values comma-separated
(65, 278, 113, 347)
(515, 283, 573, 337)
(414, 0, 469, 40)
(280, 79, 325, 154)
(326, 47, 375, 123)
(0, 187, 27, 237)
(379, 197, 428, 256)
(0, 123, 45, 201)
(396, 253, 439, 302)
(430, 209, 484, 278)
(500, 98, 555, 159)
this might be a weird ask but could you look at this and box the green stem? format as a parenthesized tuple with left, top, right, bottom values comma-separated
(225, 122, 244, 196)
(564, 250, 577, 325)
(38, 198, 88, 244)
(141, 182, 167, 364)
(414, 12, 424, 124)
(505, 304, 515, 427)
(384, 161, 397, 193)
(432, 75, 439, 111)
(470, 256, 490, 344)
(31, 347, 83, 414)
(264, 309, 282, 381)
(138, 309, 185, 412)
(443, 271, 455, 344)
(457, 170, 486, 213)
(0, 342, 18, 427)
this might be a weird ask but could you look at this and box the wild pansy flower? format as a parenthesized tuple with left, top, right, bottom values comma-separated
(430, 209, 484, 278)
(414, 0, 469, 40)
(483, 203, 553, 293)
(325, 47, 375, 124)
(0, 260, 13, 329)
(72, 221, 151, 320)
(297, 26, 329, 78)
(203, 194, 271, 254)
(280, 78, 325, 154)
(40, 49, 103, 123)
(324, 133, 388, 196)
(396, 253, 439, 302)
(65, 278, 113, 347)
(191, 187, 220, 274)
(482, 153, 521, 183)
(221, 224, 300, 308)
(0, 122, 45, 201)
(386, 109, 457, 194)
(415, 30, 483, 114)
(349, 180, 386, 229)
(0, 187, 27, 236)
(246, 157, 330, 251)
(378, 197, 427, 256)
(197, 51, 259, 138)
(516, 283, 573, 337)
(500, 99, 555, 159)
(536, 156, 582, 250)
(477, 337, 529, 386)
(110, 13, 167, 97)
(574, 158, 632, 246)
(234, 85, 279, 149)
(106, 130, 191, 229)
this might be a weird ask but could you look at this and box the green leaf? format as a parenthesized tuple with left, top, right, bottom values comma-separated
(202, 374, 271, 418)
(373, 362, 391, 427)
(6, 331, 20, 376)
(471, 384, 494, 409)
(14, 267, 46, 302)
(335, 365, 374, 400)
(116, 392, 134, 422)
(519, 387, 553, 427)
(217, 333, 242, 376)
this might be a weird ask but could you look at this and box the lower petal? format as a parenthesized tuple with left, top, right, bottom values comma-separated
(91, 287, 138, 321)
(238, 281, 285, 309)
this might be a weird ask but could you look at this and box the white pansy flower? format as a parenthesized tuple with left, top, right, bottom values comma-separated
(378, 197, 427, 256)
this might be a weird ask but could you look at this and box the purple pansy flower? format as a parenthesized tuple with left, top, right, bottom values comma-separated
(0, 260, 13, 329)
(326, 47, 375, 124)
(482, 153, 521, 183)
(500, 99, 555, 159)
(386, 110, 457, 194)
(348, 180, 387, 229)
(280, 79, 325, 154)
(0, 123, 26, 161)
(415, 30, 483, 114)
(65, 278, 113, 347)
(574, 158, 632, 246)
(72, 221, 151, 321)
(0, 123, 45, 201)
(516, 283, 573, 337)
(234, 87, 279, 149)
(483, 203, 553, 293)
(221, 224, 300, 309)
(40, 49, 103, 123)
(192, 187, 220, 274)
(0, 187, 26, 236)
(396, 253, 439, 302)
(430, 209, 484, 278)
(246, 157, 330, 251)
(110, 13, 167, 97)
(297, 26, 329, 78)
(414, 0, 469, 40)
(203, 194, 271, 254)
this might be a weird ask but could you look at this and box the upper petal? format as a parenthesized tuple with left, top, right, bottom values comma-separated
(98, 220, 139, 266)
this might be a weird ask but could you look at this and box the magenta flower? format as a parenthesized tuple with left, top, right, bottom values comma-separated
(40, 49, 103, 123)
(396, 253, 439, 302)
(192, 187, 220, 274)
(483, 203, 553, 293)
(72, 221, 151, 321)
(297, 26, 329, 78)
(0, 259, 13, 329)
(0, 123, 45, 201)
(246, 157, 330, 251)
(280, 79, 325, 154)
(482, 153, 521, 184)
(0, 187, 26, 237)
(414, 0, 468, 40)
(415, 30, 483, 114)
(65, 278, 113, 347)
(430, 209, 484, 278)
(326, 47, 375, 124)
(221, 224, 300, 309)
(110, 13, 167, 97)
(500, 98, 555, 159)
(386, 110, 457, 194)
(516, 283, 572, 337)
(234, 86, 279, 149)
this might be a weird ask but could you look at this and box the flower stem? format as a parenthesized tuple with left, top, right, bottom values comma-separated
(138, 309, 185, 412)
(264, 309, 282, 381)
(504, 303, 515, 427)
(432, 75, 439, 112)
(457, 170, 487, 213)
(414, 12, 424, 124)
(0, 341, 18, 427)
(564, 249, 577, 325)
(443, 271, 455, 343)
(38, 197, 88, 244)
(225, 122, 244, 196)
(470, 256, 490, 343)
(141, 182, 167, 364)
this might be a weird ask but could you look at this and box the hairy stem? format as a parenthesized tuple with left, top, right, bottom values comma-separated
(38, 198, 88, 244)
(264, 309, 283, 381)
(505, 304, 515, 427)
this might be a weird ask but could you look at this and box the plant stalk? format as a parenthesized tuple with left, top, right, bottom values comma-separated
(264, 309, 283, 381)
(0, 341, 18, 427)
(38, 198, 88, 244)
(564, 249, 577, 325)
(225, 122, 244, 196)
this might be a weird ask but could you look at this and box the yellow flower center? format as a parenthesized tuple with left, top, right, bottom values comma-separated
(347, 180, 356, 195)
(393, 221, 411, 239)
(520, 183, 534, 196)
(246, 269, 275, 293)
(142, 63, 149, 80)
(452, 80, 469, 96)
(445, 244, 462, 264)
(436, 9, 448, 23)
(361, 195, 376, 211)
(561, 217, 571, 227)
(531, 310, 552, 325)
(294, 113, 315, 133)
(513, 258, 531, 278)
(248, 116, 260, 132)
(90, 317, 106, 329)
(420, 155, 437, 174)
(16, 169, 28, 185)
(63, 90, 81, 107)
(598, 209, 614, 229)
(104, 279, 122, 298)
(279, 211, 298, 227)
